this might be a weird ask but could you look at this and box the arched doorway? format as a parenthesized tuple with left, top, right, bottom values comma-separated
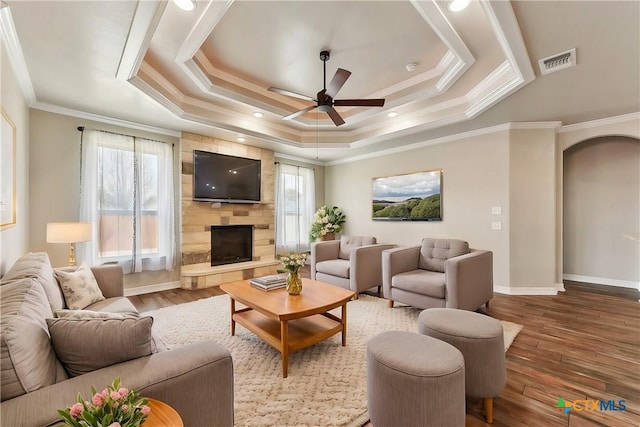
(563, 136, 639, 291)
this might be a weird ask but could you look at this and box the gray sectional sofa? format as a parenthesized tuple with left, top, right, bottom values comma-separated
(0, 252, 234, 427)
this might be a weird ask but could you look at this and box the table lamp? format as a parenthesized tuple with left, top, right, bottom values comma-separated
(46, 222, 92, 266)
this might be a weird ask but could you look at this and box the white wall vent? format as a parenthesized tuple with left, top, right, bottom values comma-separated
(538, 48, 577, 75)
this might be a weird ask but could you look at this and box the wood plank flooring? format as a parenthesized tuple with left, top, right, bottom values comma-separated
(129, 271, 640, 427)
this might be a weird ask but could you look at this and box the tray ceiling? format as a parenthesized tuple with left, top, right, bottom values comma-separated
(3, 1, 638, 161)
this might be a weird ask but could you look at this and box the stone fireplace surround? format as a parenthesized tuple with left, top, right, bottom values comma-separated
(180, 132, 279, 289)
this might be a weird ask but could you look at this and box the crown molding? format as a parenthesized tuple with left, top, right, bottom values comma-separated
(509, 121, 562, 130)
(274, 152, 325, 166)
(116, 0, 166, 81)
(557, 111, 640, 133)
(0, 5, 36, 104)
(175, 0, 235, 62)
(31, 102, 181, 137)
(328, 122, 513, 165)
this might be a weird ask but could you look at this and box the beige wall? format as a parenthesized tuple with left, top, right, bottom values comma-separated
(325, 130, 512, 287)
(508, 129, 557, 288)
(563, 136, 640, 285)
(28, 109, 180, 289)
(0, 41, 29, 275)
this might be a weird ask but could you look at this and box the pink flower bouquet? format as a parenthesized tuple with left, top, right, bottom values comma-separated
(57, 377, 150, 427)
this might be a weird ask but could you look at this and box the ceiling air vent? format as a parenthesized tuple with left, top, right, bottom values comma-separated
(538, 48, 576, 75)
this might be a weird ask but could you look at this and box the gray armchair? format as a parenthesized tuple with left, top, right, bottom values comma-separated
(311, 236, 395, 298)
(382, 238, 493, 310)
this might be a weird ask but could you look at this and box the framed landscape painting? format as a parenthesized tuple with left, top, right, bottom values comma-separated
(372, 169, 442, 221)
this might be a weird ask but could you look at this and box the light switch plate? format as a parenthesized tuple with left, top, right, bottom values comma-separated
(491, 221, 502, 230)
(491, 206, 502, 215)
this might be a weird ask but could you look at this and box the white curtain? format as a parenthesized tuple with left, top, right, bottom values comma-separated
(275, 163, 315, 255)
(79, 130, 175, 273)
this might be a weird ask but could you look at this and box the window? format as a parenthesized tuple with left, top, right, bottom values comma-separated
(275, 163, 315, 254)
(80, 130, 175, 273)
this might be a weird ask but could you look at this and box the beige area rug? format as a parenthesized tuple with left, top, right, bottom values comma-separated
(145, 295, 522, 427)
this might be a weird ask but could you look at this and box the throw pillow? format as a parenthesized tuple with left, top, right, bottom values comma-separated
(54, 309, 128, 320)
(54, 264, 105, 309)
(46, 316, 154, 377)
(0, 252, 65, 311)
(1, 278, 60, 401)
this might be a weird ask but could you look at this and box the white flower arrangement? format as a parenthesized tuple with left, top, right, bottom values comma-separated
(279, 252, 308, 273)
(309, 206, 346, 241)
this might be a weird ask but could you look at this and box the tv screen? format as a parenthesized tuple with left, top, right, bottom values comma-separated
(193, 150, 261, 203)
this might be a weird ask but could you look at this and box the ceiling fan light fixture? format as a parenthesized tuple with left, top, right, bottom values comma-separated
(448, 0, 470, 12)
(252, 111, 263, 118)
(173, 0, 196, 11)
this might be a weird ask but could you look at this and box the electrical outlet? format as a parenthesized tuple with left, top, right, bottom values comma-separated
(491, 206, 502, 215)
(491, 221, 502, 230)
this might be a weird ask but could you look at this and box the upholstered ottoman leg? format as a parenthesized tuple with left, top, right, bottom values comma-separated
(418, 308, 506, 424)
(367, 331, 465, 427)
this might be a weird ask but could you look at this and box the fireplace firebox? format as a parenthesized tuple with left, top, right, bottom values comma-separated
(210, 225, 253, 266)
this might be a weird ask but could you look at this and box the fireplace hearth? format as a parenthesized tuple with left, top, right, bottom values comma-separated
(210, 225, 253, 266)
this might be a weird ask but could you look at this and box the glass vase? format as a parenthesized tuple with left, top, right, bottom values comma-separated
(286, 271, 303, 295)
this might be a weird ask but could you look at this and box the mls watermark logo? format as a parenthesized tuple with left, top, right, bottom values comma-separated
(554, 397, 626, 415)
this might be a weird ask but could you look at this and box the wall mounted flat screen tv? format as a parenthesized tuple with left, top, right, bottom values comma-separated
(193, 150, 261, 203)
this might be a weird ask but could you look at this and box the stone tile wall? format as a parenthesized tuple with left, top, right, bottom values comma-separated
(180, 132, 275, 267)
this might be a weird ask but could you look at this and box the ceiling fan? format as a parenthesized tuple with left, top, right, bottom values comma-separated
(268, 50, 385, 126)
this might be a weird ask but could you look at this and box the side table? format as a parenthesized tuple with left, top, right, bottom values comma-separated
(145, 398, 184, 427)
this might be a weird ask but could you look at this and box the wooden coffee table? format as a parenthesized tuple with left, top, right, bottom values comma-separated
(220, 278, 354, 377)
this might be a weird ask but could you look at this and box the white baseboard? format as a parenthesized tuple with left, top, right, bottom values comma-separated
(124, 281, 181, 296)
(493, 285, 558, 296)
(562, 274, 640, 290)
(556, 282, 566, 292)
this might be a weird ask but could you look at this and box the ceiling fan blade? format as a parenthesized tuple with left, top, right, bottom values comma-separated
(334, 99, 386, 107)
(325, 68, 352, 99)
(326, 107, 345, 126)
(282, 105, 318, 121)
(268, 87, 316, 102)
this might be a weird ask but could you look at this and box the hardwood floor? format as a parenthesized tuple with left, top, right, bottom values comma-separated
(130, 272, 639, 427)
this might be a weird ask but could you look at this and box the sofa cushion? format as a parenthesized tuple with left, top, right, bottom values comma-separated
(339, 236, 377, 260)
(84, 297, 139, 317)
(0, 252, 65, 311)
(46, 316, 154, 377)
(54, 264, 105, 310)
(419, 239, 469, 273)
(315, 259, 350, 279)
(0, 278, 60, 401)
(391, 270, 446, 299)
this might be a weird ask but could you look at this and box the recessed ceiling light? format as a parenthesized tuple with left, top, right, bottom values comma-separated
(387, 111, 398, 118)
(173, 0, 196, 11)
(252, 112, 263, 118)
(236, 136, 246, 142)
(448, 0, 470, 12)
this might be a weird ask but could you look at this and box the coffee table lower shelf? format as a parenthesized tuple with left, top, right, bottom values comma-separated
(232, 309, 344, 377)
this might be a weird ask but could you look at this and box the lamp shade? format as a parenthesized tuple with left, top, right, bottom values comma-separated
(46, 222, 92, 243)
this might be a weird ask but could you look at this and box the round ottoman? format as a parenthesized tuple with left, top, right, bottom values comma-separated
(366, 331, 465, 427)
(418, 308, 505, 424)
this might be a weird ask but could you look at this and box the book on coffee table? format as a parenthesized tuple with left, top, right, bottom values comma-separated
(249, 273, 288, 291)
